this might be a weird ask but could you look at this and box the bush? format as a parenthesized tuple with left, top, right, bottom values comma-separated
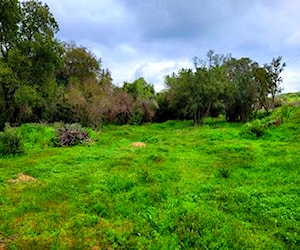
(130, 107, 144, 125)
(241, 119, 265, 138)
(250, 110, 271, 120)
(262, 106, 291, 128)
(276, 105, 292, 121)
(0, 125, 23, 156)
(18, 123, 56, 149)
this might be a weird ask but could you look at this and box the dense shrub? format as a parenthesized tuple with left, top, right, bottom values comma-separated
(130, 106, 144, 125)
(262, 105, 291, 128)
(250, 110, 271, 120)
(275, 105, 292, 121)
(18, 123, 56, 148)
(0, 125, 23, 156)
(241, 119, 265, 137)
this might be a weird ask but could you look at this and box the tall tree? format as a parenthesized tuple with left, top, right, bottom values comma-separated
(19, 0, 59, 42)
(264, 56, 286, 103)
(0, 0, 21, 61)
(122, 77, 157, 124)
(253, 66, 271, 112)
(223, 57, 258, 122)
(1, 0, 62, 124)
(123, 77, 155, 100)
(55, 42, 114, 127)
(165, 51, 227, 125)
(57, 42, 101, 85)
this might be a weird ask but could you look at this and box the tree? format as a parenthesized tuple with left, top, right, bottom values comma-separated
(19, 0, 59, 42)
(264, 56, 286, 104)
(122, 77, 157, 124)
(253, 66, 271, 112)
(57, 42, 102, 85)
(110, 88, 134, 124)
(165, 69, 194, 121)
(165, 51, 227, 125)
(55, 42, 114, 127)
(154, 90, 179, 122)
(0, 0, 21, 61)
(0, 61, 18, 128)
(0, 0, 63, 125)
(123, 77, 155, 100)
(223, 57, 258, 122)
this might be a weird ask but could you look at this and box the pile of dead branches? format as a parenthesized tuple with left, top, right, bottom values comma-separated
(56, 124, 90, 146)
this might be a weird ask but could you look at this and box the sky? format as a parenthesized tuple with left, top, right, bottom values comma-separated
(45, 0, 300, 93)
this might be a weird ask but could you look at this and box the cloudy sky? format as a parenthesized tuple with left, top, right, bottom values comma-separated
(45, 0, 300, 92)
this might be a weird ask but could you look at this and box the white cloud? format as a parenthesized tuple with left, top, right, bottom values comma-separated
(134, 60, 192, 91)
(285, 32, 300, 47)
(282, 67, 300, 93)
(45, 0, 299, 93)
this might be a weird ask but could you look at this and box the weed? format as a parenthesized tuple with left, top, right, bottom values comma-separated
(217, 168, 231, 179)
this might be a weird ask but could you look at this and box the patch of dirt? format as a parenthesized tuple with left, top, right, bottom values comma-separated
(0, 236, 4, 250)
(131, 142, 146, 147)
(7, 173, 36, 184)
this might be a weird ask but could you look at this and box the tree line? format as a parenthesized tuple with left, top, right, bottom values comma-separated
(157, 51, 285, 124)
(0, 0, 285, 129)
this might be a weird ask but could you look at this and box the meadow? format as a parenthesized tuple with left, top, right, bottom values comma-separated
(0, 106, 299, 249)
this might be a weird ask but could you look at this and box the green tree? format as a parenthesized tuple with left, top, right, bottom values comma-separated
(253, 66, 271, 112)
(165, 67, 223, 125)
(57, 42, 101, 85)
(161, 52, 285, 124)
(154, 90, 179, 122)
(19, 0, 58, 42)
(264, 56, 286, 103)
(123, 77, 155, 100)
(0, 0, 63, 124)
(55, 42, 114, 127)
(0, 0, 21, 61)
(122, 77, 157, 124)
(0, 61, 18, 128)
(165, 51, 227, 125)
(223, 57, 258, 122)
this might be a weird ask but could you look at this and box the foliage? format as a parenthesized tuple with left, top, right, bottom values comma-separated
(123, 77, 155, 100)
(0, 124, 23, 156)
(18, 123, 56, 150)
(163, 51, 286, 124)
(223, 57, 258, 122)
(154, 91, 179, 122)
(265, 57, 286, 102)
(164, 51, 228, 125)
(278, 91, 300, 106)
(0, 0, 63, 125)
(123, 78, 157, 124)
(57, 42, 103, 85)
(241, 119, 266, 137)
(0, 0, 21, 60)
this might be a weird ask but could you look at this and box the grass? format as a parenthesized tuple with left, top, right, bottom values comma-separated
(0, 107, 299, 249)
(277, 91, 300, 106)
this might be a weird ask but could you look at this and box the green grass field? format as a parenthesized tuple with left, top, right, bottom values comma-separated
(0, 106, 299, 249)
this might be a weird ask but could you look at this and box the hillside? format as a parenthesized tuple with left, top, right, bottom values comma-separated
(277, 91, 300, 105)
